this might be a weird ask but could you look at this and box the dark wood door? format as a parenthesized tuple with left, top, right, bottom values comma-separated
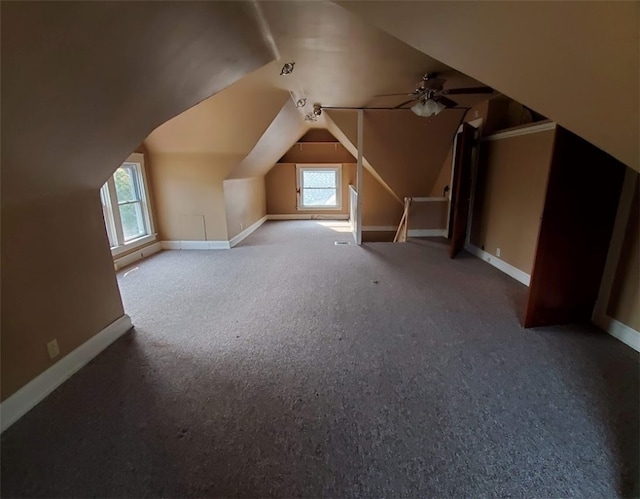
(524, 127, 625, 328)
(449, 122, 475, 258)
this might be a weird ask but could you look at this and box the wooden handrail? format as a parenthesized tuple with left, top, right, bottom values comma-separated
(393, 198, 412, 242)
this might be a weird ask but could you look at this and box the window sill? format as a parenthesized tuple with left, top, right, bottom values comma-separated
(110, 233, 158, 258)
(297, 206, 343, 211)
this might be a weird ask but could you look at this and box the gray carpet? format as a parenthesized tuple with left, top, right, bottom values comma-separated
(2, 221, 638, 498)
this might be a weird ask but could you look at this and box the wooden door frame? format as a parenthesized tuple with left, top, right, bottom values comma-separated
(591, 168, 640, 351)
(446, 118, 483, 237)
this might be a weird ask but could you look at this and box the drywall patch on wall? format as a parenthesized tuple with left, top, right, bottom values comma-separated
(148, 152, 243, 241)
(179, 215, 207, 241)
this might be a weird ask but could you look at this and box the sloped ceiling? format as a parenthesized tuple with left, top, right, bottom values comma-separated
(1, 1, 274, 203)
(338, 1, 640, 170)
(324, 113, 401, 204)
(226, 100, 308, 179)
(143, 0, 491, 178)
(145, 62, 290, 155)
(259, 1, 489, 110)
(327, 109, 463, 198)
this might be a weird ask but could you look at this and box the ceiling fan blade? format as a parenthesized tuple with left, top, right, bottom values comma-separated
(374, 93, 414, 97)
(434, 95, 458, 108)
(443, 86, 493, 95)
(394, 99, 416, 109)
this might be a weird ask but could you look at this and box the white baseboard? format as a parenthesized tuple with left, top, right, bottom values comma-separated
(161, 220, 269, 251)
(408, 229, 447, 238)
(229, 215, 267, 248)
(114, 241, 162, 270)
(266, 214, 349, 220)
(0, 314, 133, 433)
(161, 240, 231, 250)
(465, 243, 531, 286)
(361, 227, 446, 238)
(362, 226, 396, 231)
(593, 314, 640, 352)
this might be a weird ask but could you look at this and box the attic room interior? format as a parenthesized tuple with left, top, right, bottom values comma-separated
(1, 1, 638, 497)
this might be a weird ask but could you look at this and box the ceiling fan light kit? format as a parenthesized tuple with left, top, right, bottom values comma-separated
(411, 99, 446, 117)
(373, 72, 493, 114)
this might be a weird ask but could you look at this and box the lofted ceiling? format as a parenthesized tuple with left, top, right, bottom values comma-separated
(259, 1, 490, 111)
(144, 1, 492, 159)
(144, 62, 290, 155)
(338, 0, 640, 170)
(1, 1, 274, 202)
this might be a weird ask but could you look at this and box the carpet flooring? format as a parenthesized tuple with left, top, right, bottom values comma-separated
(1, 220, 638, 498)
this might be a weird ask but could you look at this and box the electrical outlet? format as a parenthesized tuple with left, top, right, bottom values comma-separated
(47, 339, 60, 359)
(240, 223, 244, 231)
(496, 247, 501, 257)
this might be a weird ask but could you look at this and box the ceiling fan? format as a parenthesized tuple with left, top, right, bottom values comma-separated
(376, 73, 493, 117)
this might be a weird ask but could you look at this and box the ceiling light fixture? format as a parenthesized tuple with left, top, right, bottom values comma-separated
(304, 112, 317, 122)
(280, 62, 295, 75)
(296, 98, 307, 108)
(411, 99, 446, 117)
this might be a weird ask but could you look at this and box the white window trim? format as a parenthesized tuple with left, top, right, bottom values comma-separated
(102, 152, 157, 257)
(296, 164, 343, 211)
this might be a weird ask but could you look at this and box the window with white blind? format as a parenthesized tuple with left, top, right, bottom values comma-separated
(100, 153, 155, 256)
(296, 165, 342, 210)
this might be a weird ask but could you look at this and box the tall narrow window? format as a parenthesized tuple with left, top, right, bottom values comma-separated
(297, 165, 342, 210)
(114, 164, 147, 241)
(101, 153, 154, 255)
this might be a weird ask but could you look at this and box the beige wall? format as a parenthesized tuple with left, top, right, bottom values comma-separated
(1, 192, 124, 400)
(224, 177, 267, 240)
(279, 143, 355, 164)
(225, 99, 307, 180)
(408, 201, 449, 230)
(299, 129, 337, 142)
(607, 181, 640, 331)
(266, 163, 356, 216)
(149, 153, 244, 241)
(430, 148, 453, 199)
(1, 2, 273, 400)
(328, 109, 464, 199)
(361, 169, 404, 227)
(470, 129, 555, 274)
